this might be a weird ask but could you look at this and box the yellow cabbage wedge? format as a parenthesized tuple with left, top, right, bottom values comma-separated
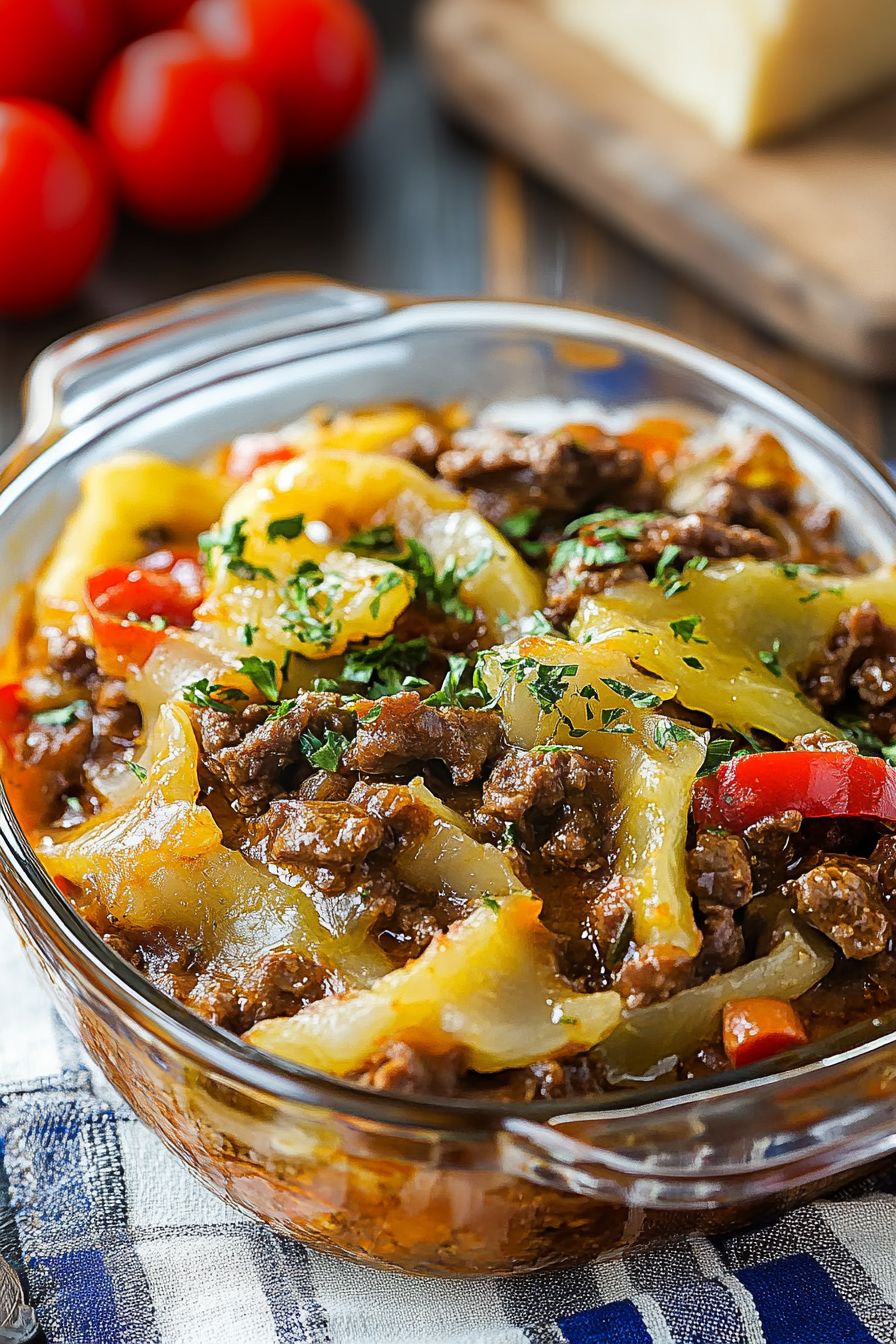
(246, 892, 623, 1075)
(280, 403, 437, 456)
(197, 449, 543, 654)
(478, 635, 703, 957)
(36, 453, 233, 628)
(595, 915, 834, 1083)
(572, 560, 896, 742)
(41, 704, 390, 989)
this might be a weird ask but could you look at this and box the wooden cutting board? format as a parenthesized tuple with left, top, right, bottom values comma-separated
(420, 0, 896, 378)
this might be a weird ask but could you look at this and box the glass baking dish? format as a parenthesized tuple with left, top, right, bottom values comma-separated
(2, 275, 896, 1278)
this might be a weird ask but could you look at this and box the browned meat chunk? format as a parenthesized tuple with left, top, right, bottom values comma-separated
(346, 1040, 466, 1095)
(789, 730, 858, 754)
(695, 907, 745, 979)
(297, 770, 352, 802)
(476, 746, 614, 871)
(613, 943, 694, 1010)
(389, 421, 447, 472)
(266, 801, 386, 866)
(800, 603, 896, 711)
(546, 511, 779, 622)
(188, 948, 327, 1033)
(786, 861, 891, 959)
(744, 810, 805, 895)
(344, 691, 502, 785)
(435, 423, 644, 525)
(194, 693, 354, 811)
(686, 828, 752, 911)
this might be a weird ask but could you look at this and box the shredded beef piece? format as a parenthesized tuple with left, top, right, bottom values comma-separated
(526, 868, 615, 992)
(800, 603, 896, 710)
(678, 1041, 730, 1081)
(194, 693, 354, 811)
(545, 511, 779, 622)
(695, 908, 745, 979)
(872, 835, 896, 903)
(785, 860, 891, 959)
(346, 779, 430, 833)
(376, 904, 441, 961)
(298, 770, 352, 802)
(789, 730, 858, 754)
(344, 691, 502, 785)
(265, 801, 386, 867)
(188, 949, 327, 1033)
(45, 634, 98, 686)
(698, 433, 799, 530)
(744, 810, 805, 894)
(435, 424, 644, 525)
(686, 828, 752, 911)
(389, 421, 447, 472)
(346, 1041, 466, 1096)
(614, 944, 694, 1010)
(476, 747, 614, 871)
(471, 1054, 608, 1102)
(10, 710, 93, 824)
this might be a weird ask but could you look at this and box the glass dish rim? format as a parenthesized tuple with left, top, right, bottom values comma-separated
(3, 274, 896, 1131)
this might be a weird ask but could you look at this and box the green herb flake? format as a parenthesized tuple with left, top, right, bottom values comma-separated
(240, 623, 258, 647)
(499, 822, 518, 850)
(799, 590, 821, 604)
(480, 894, 500, 913)
(652, 717, 698, 751)
(776, 562, 823, 580)
(758, 639, 783, 678)
(266, 513, 305, 542)
(345, 523, 401, 554)
(696, 738, 736, 779)
(237, 656, 279, 703)
(532, 742, 582, 754)
(425, 653, 473, 709)
(682, 656, 705, 670)
(125, 760, 148, 782)
(359, 702, 383, 725)
(370, 570, 405, 619)
(500, 507, 541, 540)
(529, 663, 578, 715)
(299, 728, 351, 772)
(670, 615, 707, 644)
(606, 908, 633, 967)
(600, 677, 663, 709)
(181, 679, 249, 713)
(32, 700, 89, 727)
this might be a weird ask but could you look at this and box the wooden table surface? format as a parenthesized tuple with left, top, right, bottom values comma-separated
(1, 0, 895, 461)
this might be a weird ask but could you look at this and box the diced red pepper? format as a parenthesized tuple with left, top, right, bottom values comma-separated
(723, 997, 808, 1069)
(225, 433, 296, 482)
(0, 682, 26, 750)
(86, 549, 205, 672)
(692, 750, 896, 832)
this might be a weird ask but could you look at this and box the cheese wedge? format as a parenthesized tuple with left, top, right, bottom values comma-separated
(549, 0, 896, 147)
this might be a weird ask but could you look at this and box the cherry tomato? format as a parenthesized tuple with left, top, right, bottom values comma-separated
(185, 0, 377, 156)
(225, 432, 296, 481)
(90, 30, 281, 230)
(86, 549, 205, 670)
(0, 99, 113, 316)
(0, 0, 120, 111)
(120, 0, 192, 38)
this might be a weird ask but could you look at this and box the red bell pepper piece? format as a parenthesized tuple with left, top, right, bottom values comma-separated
(225, 433, 296, 482)
(723, 997, 808, 1069)
(0, 682, 26, 750)
(692, 750, 896, 832)
(86, 549, 205, 671)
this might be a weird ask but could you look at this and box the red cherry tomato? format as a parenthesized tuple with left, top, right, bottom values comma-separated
(90, 30, 281, 230)
(120, 0, 192, 38)
(225, 432, 297, 481)
(185, 0, 377, 156)
(0, 99, 113, 316)
(0, 0, 120, 111)
(86, 549, 206, 670)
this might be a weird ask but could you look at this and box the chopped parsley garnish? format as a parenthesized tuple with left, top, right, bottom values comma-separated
(552, 509, 661, 573)
(299, 728, 350, 772)
(345, 523, 402, 555)
(125, 760, 148, 783)
(776, 562, 823, 580)
(181, 679, 249, 713)
(125, 612, 168, 632)
(697, 738, 736, 778)
(199, 517, 274, 582)
(270, 698, 296, 721)
(798, 590, 820, 604)
(499, 822, 519, 849)
(359, 702, 383, 724)
(530, 663, 578, 713)
(266, 513, 305, 542)
(599, 677, 663, 709)
(240, 623, 257, 646)
(480, 894, 500, 913)
(532, 742, 582, 754)
(32, 700, 89, 726)
(342, 635, 429, 698)
(395, 539, 492, 623)
(500, 508, 541, 540)
(521, 610, 554, 636)
(669, 615, 707, 644)
(682, 656, 705, 670)
(652, 549, 708, 598)
(370, 570, 405, 619)
(758, 639, 783, 678)
(237, 656, 279, 703)
(599, 707, 626, 729)
(425, 653, 473, 708)
(312, 677, 341, 692)
(652, 717, 698, 751)
(606, 908, 633, 966)
(281, 559, 342, 648)
(832, 710, 896, 761)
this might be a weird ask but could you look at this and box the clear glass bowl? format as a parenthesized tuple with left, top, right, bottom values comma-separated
(2, 276, 896, 1277)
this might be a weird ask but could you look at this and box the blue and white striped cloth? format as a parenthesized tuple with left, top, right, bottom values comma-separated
(1, 913, 895, 1344)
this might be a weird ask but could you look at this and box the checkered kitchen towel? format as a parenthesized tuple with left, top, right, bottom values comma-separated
(2, 913, 896, 1344)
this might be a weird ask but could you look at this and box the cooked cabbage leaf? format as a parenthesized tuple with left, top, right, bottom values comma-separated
(246, 891, 623, 1075)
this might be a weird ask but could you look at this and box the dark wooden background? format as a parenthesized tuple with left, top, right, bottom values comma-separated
(2, 0, 895, 460)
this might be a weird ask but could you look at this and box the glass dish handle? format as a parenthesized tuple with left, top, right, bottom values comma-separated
(1, 274, 388, 483)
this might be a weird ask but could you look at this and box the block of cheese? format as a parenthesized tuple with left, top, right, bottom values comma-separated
(548, 0, 896, 147)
